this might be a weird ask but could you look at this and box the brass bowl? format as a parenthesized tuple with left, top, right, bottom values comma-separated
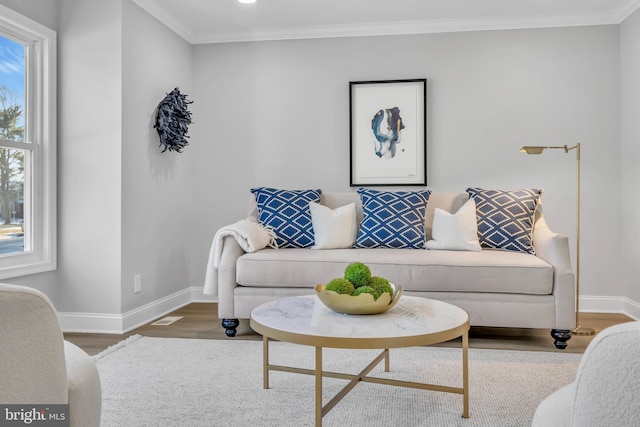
(314, 283, 403, 315)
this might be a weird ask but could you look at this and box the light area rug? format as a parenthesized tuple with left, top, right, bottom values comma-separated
(95, 335, 581, 427)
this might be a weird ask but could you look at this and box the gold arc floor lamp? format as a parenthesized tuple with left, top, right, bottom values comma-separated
(519, 143, 595, 336)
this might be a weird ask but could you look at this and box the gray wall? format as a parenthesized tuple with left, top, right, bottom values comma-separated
(621, 8, 640, 307)
(121, 0, 193, 313)
(191, 26, 623, 302)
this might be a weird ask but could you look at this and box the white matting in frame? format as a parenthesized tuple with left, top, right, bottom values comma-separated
(349, 79, 426, 186)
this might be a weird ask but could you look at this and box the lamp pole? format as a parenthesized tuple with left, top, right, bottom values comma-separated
(520, 143, 594, 336)
(570, 143, 594, 335)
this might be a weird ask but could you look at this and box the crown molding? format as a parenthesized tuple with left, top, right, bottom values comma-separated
(132, 0, 640, 45)
(131, 0, 195, 43)
(191, 13, 619, 44)
(615, 0, 640, 21)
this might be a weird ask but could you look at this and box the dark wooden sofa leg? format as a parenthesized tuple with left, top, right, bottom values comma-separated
(222, 318, 240, 337)
(551, 329, 572, 349)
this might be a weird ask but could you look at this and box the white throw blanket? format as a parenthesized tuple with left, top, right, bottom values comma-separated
(203, 218, 277, 295)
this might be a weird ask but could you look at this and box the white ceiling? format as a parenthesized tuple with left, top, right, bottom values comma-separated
(132, 0, 640, 44)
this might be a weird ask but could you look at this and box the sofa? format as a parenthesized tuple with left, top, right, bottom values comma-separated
(209, 188, 576, 349)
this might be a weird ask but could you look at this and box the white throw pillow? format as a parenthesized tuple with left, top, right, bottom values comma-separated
(425, 199, 482, 251)
(309, 202, 358, 249)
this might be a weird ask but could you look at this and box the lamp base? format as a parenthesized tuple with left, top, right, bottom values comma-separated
(572, 326, 595, 336)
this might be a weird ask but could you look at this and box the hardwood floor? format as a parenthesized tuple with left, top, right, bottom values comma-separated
(63, 302, 634, 356)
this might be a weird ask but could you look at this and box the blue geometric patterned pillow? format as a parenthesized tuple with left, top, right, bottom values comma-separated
(354, 188, 431, 249)
(466, 188, 543, 254)
(250, 187, 322, 248)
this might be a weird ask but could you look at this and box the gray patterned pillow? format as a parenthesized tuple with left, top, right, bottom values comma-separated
(466, 188, 543, 254)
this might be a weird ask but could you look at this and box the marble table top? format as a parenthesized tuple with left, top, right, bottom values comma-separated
(250, 295, 469, 348)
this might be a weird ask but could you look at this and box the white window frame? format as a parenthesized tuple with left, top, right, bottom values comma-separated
(0, 5, 56, 279)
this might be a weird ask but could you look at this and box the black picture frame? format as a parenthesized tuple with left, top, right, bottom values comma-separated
(349, 79, 427, 186)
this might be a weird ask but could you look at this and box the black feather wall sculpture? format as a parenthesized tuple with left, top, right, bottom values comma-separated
(154, 88, 193, 153)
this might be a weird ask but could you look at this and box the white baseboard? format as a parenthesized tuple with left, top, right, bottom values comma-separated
(59, 287, 214, 334)
(58, 290, 639, 334)
(58, 312, 125, 334)
(578, 295, 640, 320)
(191, 288, 217, 303)
(120, 288, 194, 333)
(624, 298, 640, 320)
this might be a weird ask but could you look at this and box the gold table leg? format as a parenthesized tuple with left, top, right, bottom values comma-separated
(385, 348, 390, 372)
(463, 329, 469, 418)
(315, 346, 322, 427)
(263, 335, 269, 389)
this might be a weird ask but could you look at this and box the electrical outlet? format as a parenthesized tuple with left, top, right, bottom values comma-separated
(134, 275, 142, 294)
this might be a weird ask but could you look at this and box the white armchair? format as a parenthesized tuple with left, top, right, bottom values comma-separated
(0, 283, 101, 427)
(532, 321, 640, 427)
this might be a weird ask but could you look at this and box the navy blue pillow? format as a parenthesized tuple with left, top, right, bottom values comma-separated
(251, 187, 322, 248)
(354, 188, 431, 249)
(466, 188, 543, 254)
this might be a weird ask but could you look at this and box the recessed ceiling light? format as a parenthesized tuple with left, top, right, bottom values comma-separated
(238, 0, 256, 4)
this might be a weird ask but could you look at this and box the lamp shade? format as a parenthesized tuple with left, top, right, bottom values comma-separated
(520, 146, 545, 155)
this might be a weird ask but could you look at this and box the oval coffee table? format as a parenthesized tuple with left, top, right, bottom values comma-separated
(250, 295, 470, 426)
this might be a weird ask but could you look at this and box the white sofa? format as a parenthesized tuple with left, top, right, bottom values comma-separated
(215, 191, 576, 348)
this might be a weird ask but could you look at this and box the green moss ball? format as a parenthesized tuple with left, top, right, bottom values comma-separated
(344, 262, 372, 288)
(370, 276, 393, 297)
(325, 278, 355, 295)
(353, 285, 381, 300)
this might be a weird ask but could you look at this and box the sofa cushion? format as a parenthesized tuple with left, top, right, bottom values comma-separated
(466, 188, 543, 254)
(250, 187, 322, 248)
(354, 188, 431, 249)
(236, 248, 553, 295)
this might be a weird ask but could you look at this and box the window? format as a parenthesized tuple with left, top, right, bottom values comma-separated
(0, 5, 55, 278)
